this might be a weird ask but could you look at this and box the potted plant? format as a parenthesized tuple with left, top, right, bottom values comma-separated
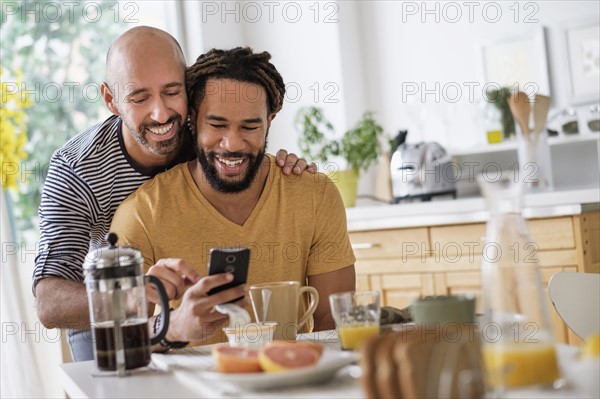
(486, 87, 516, 140)
(295, 106, 384, 207)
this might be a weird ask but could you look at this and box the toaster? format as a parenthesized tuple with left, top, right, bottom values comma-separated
(390, 131, 457, 202)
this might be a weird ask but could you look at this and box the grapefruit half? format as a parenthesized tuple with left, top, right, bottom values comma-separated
(258, 341, 321, 372)
(212, 344, 261, 373)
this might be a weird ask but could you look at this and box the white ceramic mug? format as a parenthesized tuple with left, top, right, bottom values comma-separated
(250, 281, 319, 341)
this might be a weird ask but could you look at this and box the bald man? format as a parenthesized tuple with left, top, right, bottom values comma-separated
(33, 26, 313, 361)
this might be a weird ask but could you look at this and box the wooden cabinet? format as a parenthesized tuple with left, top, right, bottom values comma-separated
(351, 227, 430, 309)
(350, 211, 599, 345)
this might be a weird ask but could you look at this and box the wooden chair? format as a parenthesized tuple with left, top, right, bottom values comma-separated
(548, 272, 600, 341)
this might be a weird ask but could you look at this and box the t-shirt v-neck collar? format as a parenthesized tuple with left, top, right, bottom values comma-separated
(182, 155, 275, 230)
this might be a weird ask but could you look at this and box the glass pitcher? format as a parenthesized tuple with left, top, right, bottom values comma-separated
(84, 233, 170, 376)
(515, 123, 553, 192)
(477, 176, 560, 393)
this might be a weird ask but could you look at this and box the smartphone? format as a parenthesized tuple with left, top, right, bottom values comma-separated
(207, 247, 250, 301)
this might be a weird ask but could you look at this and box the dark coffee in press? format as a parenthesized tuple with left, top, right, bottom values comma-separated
(93, 320, 151, 371)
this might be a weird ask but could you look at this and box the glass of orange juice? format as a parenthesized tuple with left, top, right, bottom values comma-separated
(329, 291, 380, 350)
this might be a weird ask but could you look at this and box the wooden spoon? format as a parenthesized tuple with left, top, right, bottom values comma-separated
(533, 94, 550, 135)
(508, 91, 531, 138)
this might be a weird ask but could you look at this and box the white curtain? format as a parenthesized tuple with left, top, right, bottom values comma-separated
(1, 190, 63, 398)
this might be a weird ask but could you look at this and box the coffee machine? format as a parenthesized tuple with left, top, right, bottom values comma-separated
(390, 131, 457, 203)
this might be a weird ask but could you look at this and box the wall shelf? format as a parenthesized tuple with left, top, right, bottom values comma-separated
(449, 134, 599, 157)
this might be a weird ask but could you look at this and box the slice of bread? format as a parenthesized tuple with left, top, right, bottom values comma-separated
(360, 325, 485, 398)
(359, 332, 386, 398)
(376, 332, 403, 399)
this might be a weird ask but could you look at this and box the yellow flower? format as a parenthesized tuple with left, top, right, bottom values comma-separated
(1, 66, 30, 191)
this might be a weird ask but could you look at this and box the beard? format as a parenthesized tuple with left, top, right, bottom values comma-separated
(196, 143, 267, 193)
(123, 114, 184, 156)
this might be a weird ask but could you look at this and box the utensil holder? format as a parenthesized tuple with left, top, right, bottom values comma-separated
(516, 128, 553, 192)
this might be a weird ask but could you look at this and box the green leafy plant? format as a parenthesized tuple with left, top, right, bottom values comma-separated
(487, 87, 516, 139)
(295, 106, 384, 173)
(1, 1, 125, 237)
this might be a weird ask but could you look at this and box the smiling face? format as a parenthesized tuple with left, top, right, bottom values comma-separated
(119, 79, 185, 157)
(102, 29, 188, 164)
(193, 78, 274, 193)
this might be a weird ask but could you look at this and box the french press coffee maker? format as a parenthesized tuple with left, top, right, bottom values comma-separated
(84, 233, 170, 376)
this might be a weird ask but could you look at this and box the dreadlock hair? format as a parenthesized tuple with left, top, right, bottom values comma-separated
(186, 47, 286, 117)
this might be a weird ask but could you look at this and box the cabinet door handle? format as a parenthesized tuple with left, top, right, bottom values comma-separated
(352, 242, 381, 250)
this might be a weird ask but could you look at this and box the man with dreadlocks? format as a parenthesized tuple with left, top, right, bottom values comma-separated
(34, 26, 314, 361)
(110, 47, 356, 348)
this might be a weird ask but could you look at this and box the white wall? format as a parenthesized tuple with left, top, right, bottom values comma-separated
(189, 1, 350, 161)
(182, 0, 599, 192)
(359, 0, 599, 149)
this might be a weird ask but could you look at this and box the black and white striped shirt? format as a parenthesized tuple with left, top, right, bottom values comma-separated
(33, 115, 180, 286)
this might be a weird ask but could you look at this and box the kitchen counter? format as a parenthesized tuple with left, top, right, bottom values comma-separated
(347, 187, 600, 232)
(347, 187, 599, 345)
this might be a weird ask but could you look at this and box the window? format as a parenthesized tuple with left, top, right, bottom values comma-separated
(1, 0, 174, 241)
(1, 2, 179, 396)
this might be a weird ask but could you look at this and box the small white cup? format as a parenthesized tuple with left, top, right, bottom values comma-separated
(223, 322, 278, 349)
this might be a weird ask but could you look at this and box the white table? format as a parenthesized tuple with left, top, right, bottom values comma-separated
(60, 331, 597, 399)
(60, 361, 199, 398)
(60, 331, 363, 399)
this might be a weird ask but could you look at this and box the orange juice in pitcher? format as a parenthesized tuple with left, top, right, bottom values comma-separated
(478, 176, 561, 393)
(484, 342, 560, 388)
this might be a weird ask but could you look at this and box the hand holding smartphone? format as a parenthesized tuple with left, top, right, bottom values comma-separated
(207, 247, 250, 302)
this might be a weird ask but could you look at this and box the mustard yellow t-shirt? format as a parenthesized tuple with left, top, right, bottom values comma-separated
(111, 155, 355, 341)
(111, 155, 355, 278)
(110, 155, 355, 344)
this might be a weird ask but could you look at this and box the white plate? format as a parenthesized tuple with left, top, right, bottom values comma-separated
(204, 349, 358, 389)
(153, 346, 359, 391)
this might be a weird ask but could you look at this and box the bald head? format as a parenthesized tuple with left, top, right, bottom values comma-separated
(100, 26, 189, 164)
(106, 26, 186, 88)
